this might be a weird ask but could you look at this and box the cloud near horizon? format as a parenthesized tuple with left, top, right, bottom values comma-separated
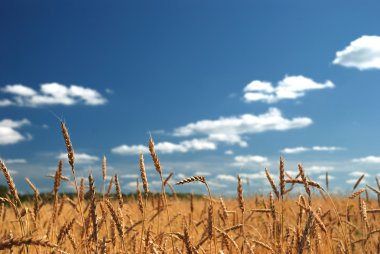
(233, 155, 270, 167)
(111, 138, 216, 155)
(243, 75, 334, 103)
(173, 108, 312, 147)
(352, 156, 380, 164)
(57, 152, 99, 164)
(281, 146, 344, 154)
(0, 118, 31, 145)
(0, 83, 107, 107)
(333, 35, 380, 70)
(112, 108, 312, 155)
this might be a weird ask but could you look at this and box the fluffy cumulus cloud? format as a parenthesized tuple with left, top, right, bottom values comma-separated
(112, 138, 216, 155)
(0, 119, 30, 145)
(233, 155, 270, 167)
(0, 83, 107, 107)
(281, 146, 344, 154)
(352, 156, 380, 164)
(174, 108, 312, 147)
(243, 75, 334, 103)
(333, 35, 380, 70)
(57, 153, 99, 164)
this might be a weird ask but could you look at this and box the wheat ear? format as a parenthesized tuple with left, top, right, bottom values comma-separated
(149, 137, 162, 177)
(0, 160, 21, 206)
(139, 152, 149, 196)
(265, 168, 280, 200)
(176, 176, 206, 185)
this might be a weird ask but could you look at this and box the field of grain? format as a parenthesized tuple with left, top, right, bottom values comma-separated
(0, 121, 379, 254)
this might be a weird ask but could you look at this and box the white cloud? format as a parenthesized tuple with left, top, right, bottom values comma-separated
(244, 81, 275, 93)
(333, 35, 380, 70)
(243, 75, 334, 103)
(306, 166, 334, 174)
(281, 147, 309, 154)
(194, 171, 211, 176)
(224, 150, 234, 155)
(216, 174, 236, 182)
(0, 99, 14, 106)
(349, 171, 370, 177)
(352, 156, 380, 164)
(233, 155, 270, 167)
(112, 138, 216, 155)
(239, 172, 267, 180)
(111, 144, 148, 155)
(318, 174, 335, 180)
(126, 181, 137, 189)
(0, 118, 31, 145)
(346, 179, 366, 185)
(2, 84, 37, 96)
(312, 146, 344, 151)
(208, 133, 247, 147)
(0, 83, 107, 107)
(57, 153, 99, 164)
(120, 174, 139, 179)
(281, 146, 344, 154)
(4, 158, 27, 164)
(156, 139, 216, 153)
(174, 108, 312, 147)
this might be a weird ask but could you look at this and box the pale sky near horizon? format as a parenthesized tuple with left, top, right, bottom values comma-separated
(1, 1, 380, 195)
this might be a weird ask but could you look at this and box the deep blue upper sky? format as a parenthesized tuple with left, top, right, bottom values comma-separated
(1, 1, 380, 195)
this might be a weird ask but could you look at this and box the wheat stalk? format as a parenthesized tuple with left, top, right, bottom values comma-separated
(88, 174, 98, 251)
(0, 237, 67, 253)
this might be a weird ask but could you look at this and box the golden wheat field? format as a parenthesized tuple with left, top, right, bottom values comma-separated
(0, 121, 379, 254)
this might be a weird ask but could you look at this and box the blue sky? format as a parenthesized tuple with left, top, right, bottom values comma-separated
(1, 1, 380, 195)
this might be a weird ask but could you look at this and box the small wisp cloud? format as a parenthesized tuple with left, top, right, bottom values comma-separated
(281, 146, 344, 154)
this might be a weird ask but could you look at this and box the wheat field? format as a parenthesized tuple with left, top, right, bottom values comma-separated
(0, 121, 379, 254)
